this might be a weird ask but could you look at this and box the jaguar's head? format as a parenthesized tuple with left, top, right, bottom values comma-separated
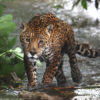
(20, 22, 53, 62)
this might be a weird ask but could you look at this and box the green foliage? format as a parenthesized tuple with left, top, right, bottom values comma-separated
(0, 47, 24, 77)
(0, 13, 25, 83)
(54, 4, 63, 10)
(8, 36, 17, 50)
(81, 0, 87, 10)
(36, 60, 42, 67)
(0, 13, 41, 81)
(54, 1, 88, 10)
(0, 15, 16, 52)
(0, 7, 2, 16)
(72, 0, 87, 10)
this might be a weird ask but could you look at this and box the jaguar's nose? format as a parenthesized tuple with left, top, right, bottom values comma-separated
(30, 50, 37, 56)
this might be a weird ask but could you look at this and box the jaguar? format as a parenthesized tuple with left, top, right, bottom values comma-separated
(20, 13, 100, 87)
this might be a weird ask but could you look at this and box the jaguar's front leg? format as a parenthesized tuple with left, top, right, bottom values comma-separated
(42, 54, 61, 85)
(24, 56, 37, 88)
(55, 58, 67, 87)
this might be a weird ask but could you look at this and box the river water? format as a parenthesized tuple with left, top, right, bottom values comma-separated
(1, 0, 100, 100)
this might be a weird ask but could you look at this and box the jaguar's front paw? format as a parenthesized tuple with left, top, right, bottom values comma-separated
(27, 82, 38, 91)
(27, 83, 56, 91)
(42, 83, 57, 88)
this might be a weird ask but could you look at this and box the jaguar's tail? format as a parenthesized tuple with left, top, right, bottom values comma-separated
(75, 41, 100, 58)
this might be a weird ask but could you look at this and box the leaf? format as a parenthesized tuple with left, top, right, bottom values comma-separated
(0, 4, 6, 8)
(36, 60, 42, 67)
(0, 14, 16, 52)
(8, 36, 17, 49)
(54, 4, 63, 9)
(0, 56, 24, 78)
(13, 47, 24, 60)
(0, 62, 12, 75)
(14, 47, 22, 53)
(0, 51, 7, 57)
(81, 0, 87, 10)
(0, 14, 12, 23)
(0, 15, 16, 37)
(0, 7, 2, 17)
(0, 32, 8, 52)
(13, 61, 25, 78)
(15, 55, 23, 61)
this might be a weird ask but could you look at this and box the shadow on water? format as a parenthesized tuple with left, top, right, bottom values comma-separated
(1, 0, 100, 99)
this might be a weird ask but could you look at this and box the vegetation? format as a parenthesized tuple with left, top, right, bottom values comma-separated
(0, 7, 25, 88)
(0, 6, 42, 88)
(72, 0, 100, 10)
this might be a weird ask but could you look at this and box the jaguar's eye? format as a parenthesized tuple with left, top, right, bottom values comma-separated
(39, 40, 44, 46)
(26, 38, 30, 43)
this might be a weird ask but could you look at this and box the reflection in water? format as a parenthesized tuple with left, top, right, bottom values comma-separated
(1, 0, 100, 99)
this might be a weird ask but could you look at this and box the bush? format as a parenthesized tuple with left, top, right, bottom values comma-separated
(0, 9, 25, 88)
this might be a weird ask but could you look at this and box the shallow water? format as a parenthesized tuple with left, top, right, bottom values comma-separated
(1, 0, 100, 99)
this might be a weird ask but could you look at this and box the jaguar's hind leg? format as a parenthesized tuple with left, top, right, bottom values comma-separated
(68, 45, 82, 83)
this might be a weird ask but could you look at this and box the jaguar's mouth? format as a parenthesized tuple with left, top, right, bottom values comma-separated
(27, 52, 39, 63)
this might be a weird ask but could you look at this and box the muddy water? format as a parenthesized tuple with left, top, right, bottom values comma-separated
(1, 0, 100, 99)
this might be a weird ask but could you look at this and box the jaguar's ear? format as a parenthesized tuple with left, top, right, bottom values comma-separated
(46, 24, 53, 37)
(20, 22, 27, 31)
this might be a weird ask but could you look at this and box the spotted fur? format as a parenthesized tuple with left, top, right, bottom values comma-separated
(20, 13, 100, 87)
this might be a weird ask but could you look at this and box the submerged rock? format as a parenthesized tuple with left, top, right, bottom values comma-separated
(18, 86, 75, 100)
(19, 91, 63, 100)
(18, 85, 100, 100)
